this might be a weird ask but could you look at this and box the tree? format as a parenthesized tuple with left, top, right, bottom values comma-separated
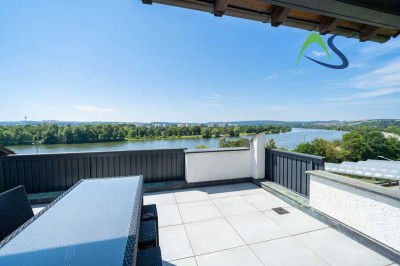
(233, 126, 241, 136)
(294, 138, 343, 163)
(340, 127, 400, 161)
(266, 139, 277, 149)
(293, 142, 313, 155)
(218, 137, 244, 148)
(212, 128, 221, 138)
(62, 127, 74, 144)
(191, 126, 201, 135)
(201, 128, 211, 138)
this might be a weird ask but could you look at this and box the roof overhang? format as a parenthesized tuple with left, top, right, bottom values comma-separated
(142, 0, 400, 42)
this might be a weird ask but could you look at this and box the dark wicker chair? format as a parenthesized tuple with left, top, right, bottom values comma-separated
(141, 204, 158, 229)
(137, 247, 162, 266)
(0, 186, 34, 241)
(138, 220, 158, 250)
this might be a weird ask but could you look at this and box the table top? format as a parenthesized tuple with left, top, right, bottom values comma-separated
(0, 176, 143, 266)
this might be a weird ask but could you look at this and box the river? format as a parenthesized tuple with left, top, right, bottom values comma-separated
(7, 128, 346, 155)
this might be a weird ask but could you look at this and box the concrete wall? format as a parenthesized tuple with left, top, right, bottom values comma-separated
(185, 148, 252, 183)
(309, 171, 400, 251)
(185, 132, 266, 183)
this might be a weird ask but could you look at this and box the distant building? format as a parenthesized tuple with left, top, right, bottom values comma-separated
(177, 123, 185, 128)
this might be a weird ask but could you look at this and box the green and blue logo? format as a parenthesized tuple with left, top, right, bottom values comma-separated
(297, 33, 349, 69)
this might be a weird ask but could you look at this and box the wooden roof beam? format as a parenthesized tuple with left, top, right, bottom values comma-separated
(271, 5, 291, 27)
(214, 0, 229, 17)
(359, 25, 380, 42)
(319, 16, 341, 35)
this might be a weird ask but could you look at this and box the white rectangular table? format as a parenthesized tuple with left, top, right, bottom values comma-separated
(0, 176, 144, 266)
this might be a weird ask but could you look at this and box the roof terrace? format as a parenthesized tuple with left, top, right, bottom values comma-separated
(18, 133, 399, 265)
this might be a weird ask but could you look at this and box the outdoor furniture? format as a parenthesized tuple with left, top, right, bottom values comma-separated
(141, 204, 158, 227)
(0, 176, 144, 265)
(138, 220, 158, 250)
(141, 204, 159, 244)
(0, 186, 34, 241)
(137, 247, 162, 266)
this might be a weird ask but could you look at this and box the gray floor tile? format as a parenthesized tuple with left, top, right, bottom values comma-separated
(159, 225, 194, 261)
(196, 246, 263, 266)
(212, 196, 258, 217)
(184, 218, 245, 255)
(227, 212, 290, 244)
(178, 200, 222, 223)
(144, 192, 176, 206)
(163, 257, 197, 266)
(158, 204, 182, 227)
(264, 207, 328, 235)
(250, 236, 330, 266)
(243, 192, 290, 211)
(295, 228, 393, 266)
(174, 189, 209, 203)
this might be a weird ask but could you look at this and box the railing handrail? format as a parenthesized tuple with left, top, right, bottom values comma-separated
(1, 148, 187, 160)
(266, 148, 325, 164)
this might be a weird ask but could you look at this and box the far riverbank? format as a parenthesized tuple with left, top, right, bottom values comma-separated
(8, 128, 346, 154)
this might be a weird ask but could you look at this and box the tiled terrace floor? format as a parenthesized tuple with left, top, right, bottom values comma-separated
(143, 182, 395, 266)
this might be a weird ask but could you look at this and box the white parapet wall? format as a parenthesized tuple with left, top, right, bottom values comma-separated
(185, 148, 252, 183)
(185, 132, 266, 183)
(308, 170, 400, 251)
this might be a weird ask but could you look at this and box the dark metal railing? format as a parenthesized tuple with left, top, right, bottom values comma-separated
(265, 149, 324, 197)
(0, 149, 186, 194)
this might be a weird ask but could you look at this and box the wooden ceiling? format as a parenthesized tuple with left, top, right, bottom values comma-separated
(142, 0, 400, 43)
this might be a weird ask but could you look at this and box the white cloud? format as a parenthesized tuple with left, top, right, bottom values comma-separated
(264, 74, 278, 80)
(340, 58, 400, 90)
(329, 57, 400, 101)
(356, 88, 400, 98)
(203, 94, 222, 99)
(311, 50, 327, 57)
(284, 68, 305, 75)
(347, 62, 367, 69)
(329, 88, 400, 101)
(349, 39, 400, 68)
(359, 40, 400, 56)
(196, 94, 223, 107)
(76, 105, 117, 113)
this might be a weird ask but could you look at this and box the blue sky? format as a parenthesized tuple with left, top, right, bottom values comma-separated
(1, 0, 399, 122)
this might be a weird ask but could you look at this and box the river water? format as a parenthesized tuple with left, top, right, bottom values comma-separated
(7, 128, 346, 155)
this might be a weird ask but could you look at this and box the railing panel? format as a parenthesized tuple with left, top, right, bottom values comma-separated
(0, 148, 186, 194)
(265, 149, 324, 197)
(0, 160, 4, 192)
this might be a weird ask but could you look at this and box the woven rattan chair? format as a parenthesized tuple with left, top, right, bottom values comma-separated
(138, 219, 158, 250)
(141, 204, 158, 228)
(0, 186, 34, 241)
(137, 247, 162, 266)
